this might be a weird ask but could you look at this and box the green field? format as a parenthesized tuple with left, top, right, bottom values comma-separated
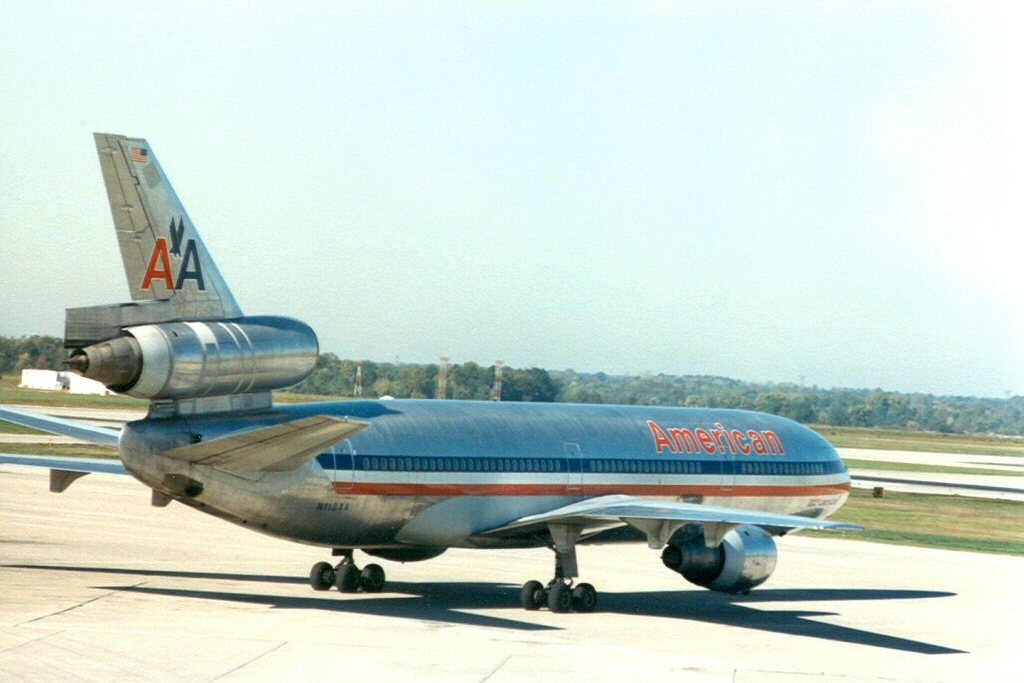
(807, 488, 1024, 556)
(0, 419, 45, 435)
(0, 443, 119, 457)
(0, 376, 146, 409)
(814, 424, 1024, 457)
(842, 458, 1024, 477)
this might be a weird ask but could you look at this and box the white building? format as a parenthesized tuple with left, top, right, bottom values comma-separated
(18, 369, 63, 391)
(19, 369, 112, 396)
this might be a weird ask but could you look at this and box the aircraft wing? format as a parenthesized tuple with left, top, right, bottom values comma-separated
(161, 415, 369, 472)
(0, 453, 128, 493)
(478, 494, 862, 545)
(0, 405, 127, 492)
(0, 405, 120, 447)
(0, 453, 127, 475)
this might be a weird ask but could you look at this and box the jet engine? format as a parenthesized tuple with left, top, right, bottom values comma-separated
(661, 524, 777, 594)
(67, 316, 318, 400)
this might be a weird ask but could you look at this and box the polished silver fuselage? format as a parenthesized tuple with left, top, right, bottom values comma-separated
(119, 399, 852, 551)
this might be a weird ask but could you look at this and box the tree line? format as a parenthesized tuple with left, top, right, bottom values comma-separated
(297, 354, 559, 403)
(293, 354, 1024, 435)
(3, 335, 1021, 436)
(552, 370, 1024, 436)
(0, 335, 64, 377)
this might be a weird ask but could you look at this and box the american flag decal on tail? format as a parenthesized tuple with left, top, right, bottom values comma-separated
(130, 147, 148, 163)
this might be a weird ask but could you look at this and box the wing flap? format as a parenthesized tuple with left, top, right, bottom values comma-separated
(478, 494, 863, 540)
(161, 415, 368, 472)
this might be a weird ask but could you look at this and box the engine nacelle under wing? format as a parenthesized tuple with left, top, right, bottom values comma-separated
(67, 315, 318, 400)
(661, 524, 778, 594)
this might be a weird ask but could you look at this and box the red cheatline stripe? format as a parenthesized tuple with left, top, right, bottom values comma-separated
(334, 481, 851, 497)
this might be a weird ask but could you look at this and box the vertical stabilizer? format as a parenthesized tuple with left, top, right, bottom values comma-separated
(93, 133, 242, 320)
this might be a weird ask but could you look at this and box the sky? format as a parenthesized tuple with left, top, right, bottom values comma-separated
(1, 1, 1021, 398)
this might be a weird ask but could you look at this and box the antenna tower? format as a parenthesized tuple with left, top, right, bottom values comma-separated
(492, 360, 505, 401)
(436, 356, 449, 399)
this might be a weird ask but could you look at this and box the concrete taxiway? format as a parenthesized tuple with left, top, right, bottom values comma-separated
(1, 465, 1018, 683)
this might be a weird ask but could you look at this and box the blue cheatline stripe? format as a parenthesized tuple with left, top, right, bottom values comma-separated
(315, 453, 846, 477)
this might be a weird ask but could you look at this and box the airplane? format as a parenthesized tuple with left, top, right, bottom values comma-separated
(0, 133, 861, 613)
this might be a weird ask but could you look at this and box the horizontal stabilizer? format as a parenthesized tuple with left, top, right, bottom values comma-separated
(0, 405, 121, 448)
(161, 415, 368, 472)
(481, 494, 863, 539)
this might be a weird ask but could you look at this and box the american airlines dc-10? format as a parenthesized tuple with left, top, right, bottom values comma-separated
(0, 134, 860, 613)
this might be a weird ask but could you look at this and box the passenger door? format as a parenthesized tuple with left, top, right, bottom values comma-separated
(563, 442, 583, 494)
(329, 439, 355, 491)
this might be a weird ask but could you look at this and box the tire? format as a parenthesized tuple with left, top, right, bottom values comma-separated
(360, 563, 386, 592)
(309, 562, 335, 591)
(547, 582, 572, 613)
(335, 563, 361, 592)
(520, 580, 545, 610)
(571, 583, 597, 612)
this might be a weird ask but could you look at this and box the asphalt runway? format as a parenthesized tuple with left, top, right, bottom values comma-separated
(1, 465, 1019, 683)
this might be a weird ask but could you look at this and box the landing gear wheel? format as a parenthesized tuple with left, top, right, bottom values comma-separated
(309, 561, 335, 591)
(520, 580, 545, 610)
(360, 563, 386, 592)
(571, 583, 597, 612)
(547, 582, 572, 613)
(335, 562, 361, 592)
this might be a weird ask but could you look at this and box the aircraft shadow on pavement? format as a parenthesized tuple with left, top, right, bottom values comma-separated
(597, 587, 963, 655)
(4, 563, 552, 632)
(6, 563, 962, 652)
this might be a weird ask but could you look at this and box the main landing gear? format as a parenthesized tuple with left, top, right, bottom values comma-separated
(309, 549, 385, 593)
(519, 524, 598, 613)
(520, 578, 597, 613)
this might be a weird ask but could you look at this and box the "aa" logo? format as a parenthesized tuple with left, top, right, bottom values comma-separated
(140, 218, 206, 291)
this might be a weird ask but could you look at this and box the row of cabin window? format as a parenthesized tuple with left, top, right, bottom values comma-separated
(588, 460, 829, 475)
(355, 457, 831, 476)
(739, 462, 828, 475)
(361, 457, 564, 473)
(587, 459, 705, 475)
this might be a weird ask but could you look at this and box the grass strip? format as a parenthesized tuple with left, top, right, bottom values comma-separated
(0, 443, 119, 458)
(814, 425, 1024, 457)
(0, 387, 145, 410)
(806, 488, 1024, 556)
(0, 420, 48, 435)
(843, 458, 1024, 477)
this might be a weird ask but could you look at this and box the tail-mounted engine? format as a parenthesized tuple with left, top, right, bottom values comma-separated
(66, 315, 318, 401)
(661, 524, 778, 594)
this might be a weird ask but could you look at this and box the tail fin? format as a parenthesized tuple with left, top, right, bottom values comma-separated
(93, 133, 242, 320)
